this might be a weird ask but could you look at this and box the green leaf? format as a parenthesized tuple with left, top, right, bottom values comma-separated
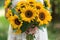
(20, 21, 32, 32)
(38, 24, 46, 31)
(11, 8, 16, 16)
(38, 26, 44, 30)
(11, 8, 22, 20)
(7, 2, 12, 8)
(43, 24, 46, 28)
(13, 27, 18, 32)
(44, 1, 48, 7)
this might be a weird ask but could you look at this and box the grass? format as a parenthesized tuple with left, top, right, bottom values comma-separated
(0, 16, 9, 40)
(0, 0, 4, 9)
(48, 29, 60, 40)
(48, 22, 60, 40)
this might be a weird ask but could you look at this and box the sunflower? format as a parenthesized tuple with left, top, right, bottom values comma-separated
(16, 1, 28, 10)
(20, 6, 37, 22)
(37, 8, 52, 25)
(44, 0, 51, 9)
(8, 15, 23, 29)
(4, 0, 11, 8)
(35, 2, 44, 10)
(5, 9, 12, 19)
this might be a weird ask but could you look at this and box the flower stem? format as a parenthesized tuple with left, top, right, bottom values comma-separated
(26, 34, 34, 40)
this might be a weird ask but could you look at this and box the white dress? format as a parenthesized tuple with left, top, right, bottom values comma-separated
(7, 0, 48, 40)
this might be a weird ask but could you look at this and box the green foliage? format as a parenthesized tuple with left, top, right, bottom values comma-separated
(11, 8, 16, 16)
(20, 21, 32, 32)
(7, 2, 12, 8)
(44, 1, 48, 7)
(0, 16, 9, 40)
(0, 0, 4, 8)
(20, 20, 39, 33)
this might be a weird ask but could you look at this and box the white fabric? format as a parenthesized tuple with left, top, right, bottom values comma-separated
(7, 0, 48, 40)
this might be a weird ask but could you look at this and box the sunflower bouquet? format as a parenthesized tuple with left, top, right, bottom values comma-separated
(5, 0, 52, 40)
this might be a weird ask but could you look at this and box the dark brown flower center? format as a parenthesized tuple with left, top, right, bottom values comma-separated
(15, 18, 21, 25)
(18, 9, 20, 11)
(18, 9, 21, 13)
(25, 10, 33, 18)
(39, 12, 45, 20)
(36, 6, 40, 9)
(29, 2, 34, 7)
(29, 2, 33, 4)
(9, 14, 11, 16)
(21, 3, 24, 5)
(21, 5, 25, 8)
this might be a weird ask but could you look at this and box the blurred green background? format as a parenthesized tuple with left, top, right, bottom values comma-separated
(0, 0, 60, 40)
